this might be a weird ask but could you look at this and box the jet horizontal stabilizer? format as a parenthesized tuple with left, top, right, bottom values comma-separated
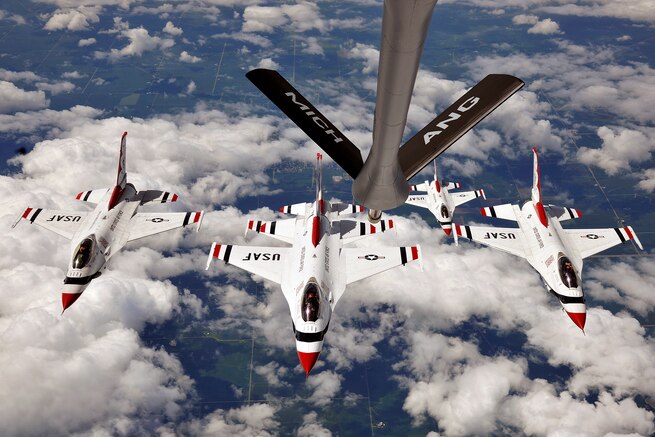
(398, 74, 525, 180)
(246, 68, 364, 179)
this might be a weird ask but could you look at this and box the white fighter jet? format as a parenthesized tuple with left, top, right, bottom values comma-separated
(207, 154, 421, 376)
(406, 160, 485, 236)
(15, 132, 203, 312)
(454, 148, 643, 331)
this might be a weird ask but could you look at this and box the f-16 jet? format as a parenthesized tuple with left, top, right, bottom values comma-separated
(406, 160, 485, 236)
(454, 148, 642, 331)
(207, 154, 421, 376)
(15, 132, 203, 312)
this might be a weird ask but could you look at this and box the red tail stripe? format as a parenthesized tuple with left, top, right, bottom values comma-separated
(480, 208, 487, 216)
(76, 192, 83, 200)
(389, 219, 394, 228)
(312, 216, 320, 247)
(193, 212, 201, 223)
(625, 227, 633, 239)
(411, 246, 419, 260)
(22, 207, 32, 218)
(171, 194, 178, 202)
(370, 224, 376, 234)
(212, 244, 221, 258)
(455, 224, 462, 236)
(261, 223, 267, 233)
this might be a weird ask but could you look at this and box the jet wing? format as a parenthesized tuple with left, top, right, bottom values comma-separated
(342, 245, 421, 286)
(409, 182, 430, 192)
(138, 190, 179, 205)
(452, 189, 485, 207)
(17, 207, 87, 240)
(455, 224, 527, 258)
(246, 218, 295, 244)
(75, 188, 109, 205)
(564, 226, 643, 259)
(340, 219, 395, 243)
(406, 194, 429, 209)
(480, 203, 518, 221)
(546, 205, 582, 222)
(330, 202, 365, 216)
(127, 211, 203, 242)
(206, 243, 290, 285)
(279, 202, 309, 216)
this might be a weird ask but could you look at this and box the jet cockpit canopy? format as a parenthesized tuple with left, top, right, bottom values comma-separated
(301, 282, 321, 322)
(73, 236, 96, 269)
(558, 255, 579, 289)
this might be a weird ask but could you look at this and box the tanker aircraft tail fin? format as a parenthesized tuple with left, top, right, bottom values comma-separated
(246, 69, 364, 179)
(247, 69, 524, 185)
(398, 74, 524, 180)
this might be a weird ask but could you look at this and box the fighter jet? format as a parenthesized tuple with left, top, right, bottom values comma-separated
(207, 154, 421, 376)
(15, 132, 203, 312)
(454, 148, 643, 331)
(406, 160, 485, 236)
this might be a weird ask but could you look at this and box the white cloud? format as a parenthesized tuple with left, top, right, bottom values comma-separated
(43, 7, 101, 31)
(179, 50, 201, 63)
(296, 412, 333, 437)
(0, 81, 49, 113)
(33, 0, 136, 7)
(637, 168, 655, 192)
(301, 36, 324, 56)
(468, 42, 655, 124)
(306, 371, 343, 407)
(95, 22, 175, 61)
(242, 3, 365, 34)
(163, 20, 183, 36)
(512, 14, 539, 25)
(62, 71, 84, 79)
(457, 0, 655, 24)
(255, 57, 280, 70)
(585, 258, 655, 316)
(528, 18, 561, 34)
(178, 403, 279, 436)
(78, 37, 96, 46)
(577, 126, 655, 175)
(0, 105, 101, 135)
(36, 80, 76, 95)
(184, 80, 196, 95)
(512, 14, 561, 34)
(0, 9, 26, 24)
(0, 68, 41, 83)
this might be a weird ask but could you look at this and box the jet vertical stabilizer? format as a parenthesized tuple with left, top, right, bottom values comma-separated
(352, 0, 438, 211)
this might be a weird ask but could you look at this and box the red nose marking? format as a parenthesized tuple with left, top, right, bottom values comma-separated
(566, 311, 586, 332)
(62, 292, 83, 313)
(298, 351, 320, 377)
(443, 228, 452, 236)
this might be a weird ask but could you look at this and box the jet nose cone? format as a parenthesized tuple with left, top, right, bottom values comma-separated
(62, 292, 83, 312)
(566, 311, 586, 332)
(298, 351, 320, 377)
